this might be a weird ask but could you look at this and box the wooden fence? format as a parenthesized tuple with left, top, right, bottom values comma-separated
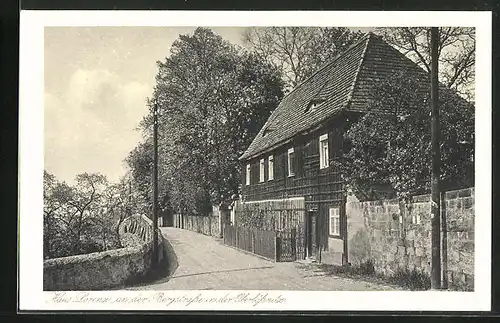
(232, 198, 305, 232)
(223, 224, 298, 262)
(173, 214, 220, 238)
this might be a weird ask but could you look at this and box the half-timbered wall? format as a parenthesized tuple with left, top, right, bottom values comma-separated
(241, 116, 348, 251)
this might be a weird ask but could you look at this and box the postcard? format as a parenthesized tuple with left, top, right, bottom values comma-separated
(18, 10, 491, 312)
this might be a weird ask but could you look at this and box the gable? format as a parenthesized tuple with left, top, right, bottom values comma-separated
(240, 33, 473, 161)
(240, 36, 368, 160)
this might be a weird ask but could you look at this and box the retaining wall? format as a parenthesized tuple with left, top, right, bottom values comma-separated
(43, 214, 164, 291)
(347, 187, 475, 291)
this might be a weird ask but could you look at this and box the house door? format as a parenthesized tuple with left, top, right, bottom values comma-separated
(306, 211, 318, 259)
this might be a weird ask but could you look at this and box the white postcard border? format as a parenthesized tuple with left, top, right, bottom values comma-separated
(19, 10, 492, 311)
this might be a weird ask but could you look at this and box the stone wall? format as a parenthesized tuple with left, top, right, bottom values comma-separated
(43, 214, 165, 291)
(347, 187, 474, 291)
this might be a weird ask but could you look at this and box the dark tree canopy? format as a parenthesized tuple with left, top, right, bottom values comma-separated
(375, 27, 475, 102)
(127, 27, 285, 216)
(337, 70, 474, 201)
(243, 27, 364, 91)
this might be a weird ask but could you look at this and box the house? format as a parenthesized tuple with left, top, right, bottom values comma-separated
(237, 32, 453, 265)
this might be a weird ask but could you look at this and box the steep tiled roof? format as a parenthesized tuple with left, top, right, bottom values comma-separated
(240, 33, 468, 160)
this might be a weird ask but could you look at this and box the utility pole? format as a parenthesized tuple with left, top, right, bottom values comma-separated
(430, 27, 442, 289)
(128, 175, 132, 217)
(152, 100, 159, 268)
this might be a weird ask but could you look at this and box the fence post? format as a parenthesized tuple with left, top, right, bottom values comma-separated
(291, 228, 297, 261)
(275, 233, 280, 262)
(208, 216, 211, 236)
(252, 229, 255, 253)
(236, 226, 239, 249)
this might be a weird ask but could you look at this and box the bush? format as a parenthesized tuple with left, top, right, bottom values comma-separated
(391, 268, 431, 290)
(358, 260, 375, 275)
(318, 260, 432, 290)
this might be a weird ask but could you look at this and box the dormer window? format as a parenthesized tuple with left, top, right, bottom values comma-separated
(262, 126, 274, 137)
(305, 99, 325, 113)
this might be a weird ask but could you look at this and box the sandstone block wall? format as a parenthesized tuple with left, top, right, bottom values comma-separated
(347, 187, 474, 291)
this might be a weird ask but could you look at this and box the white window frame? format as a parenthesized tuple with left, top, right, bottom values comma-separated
(319, 133, 329, 169)
(259, 158, 265, 183)
(287, 148, 295, 177)
(268, 155, 274, 181)
(329, 207, 340, 236)
(412, 213, 421, 225)
(246, 164, 251, 186)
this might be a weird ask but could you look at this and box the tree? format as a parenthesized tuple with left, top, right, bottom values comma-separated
(94, 180, 132, 248)
(243, 27, 364, 90)
(336, 69, 474, 203)
(43, 171, 130, 258)
(125, 140, 154, 215)
(43, 171, 74, 258)
(129, 27, 285, 217)
(374, 27, 475, 101)
(66, 173, 109, 254)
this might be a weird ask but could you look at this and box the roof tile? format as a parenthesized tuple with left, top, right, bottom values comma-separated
(240, 32, 472, 160)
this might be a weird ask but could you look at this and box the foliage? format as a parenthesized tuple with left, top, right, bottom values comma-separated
(336, 70, 474, 201)
(124, 140, 154, 215)
(243, 27, 364, 90)
(391, 268, 431, 290)
(238, 209, 268, 230)
(43, 170, 135, 259)
(127, 27, 285, 216)
(374, 27, 475, 101)
(318, 261, 430, 291)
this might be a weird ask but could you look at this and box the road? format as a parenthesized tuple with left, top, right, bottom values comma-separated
(126, 227, 399, 291)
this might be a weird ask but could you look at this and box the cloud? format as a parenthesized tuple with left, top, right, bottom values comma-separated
(44, 68, 151, 184)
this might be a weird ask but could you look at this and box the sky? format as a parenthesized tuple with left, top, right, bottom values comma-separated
(44, 27, 372, 185)
(44, 27, 249, 184)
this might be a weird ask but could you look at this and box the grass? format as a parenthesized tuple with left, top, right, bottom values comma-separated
(309, 260, 432, 291)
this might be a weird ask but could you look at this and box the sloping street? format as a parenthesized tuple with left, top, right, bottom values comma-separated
(126, 227, 399, 291)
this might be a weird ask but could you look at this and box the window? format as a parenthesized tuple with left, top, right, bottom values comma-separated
(305, 99, 325, 113)
(259, 158, 265, 182)
(412, 213, 421, 225)
(319, 133, 329, 169)
(246, 164, 251, 185)
(262, 127, 269, 137)
(305, 102, 317, 113)
(287, 148, 295, 177)
(329, 207, 340, 236)
(268, 155, 274, 181)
